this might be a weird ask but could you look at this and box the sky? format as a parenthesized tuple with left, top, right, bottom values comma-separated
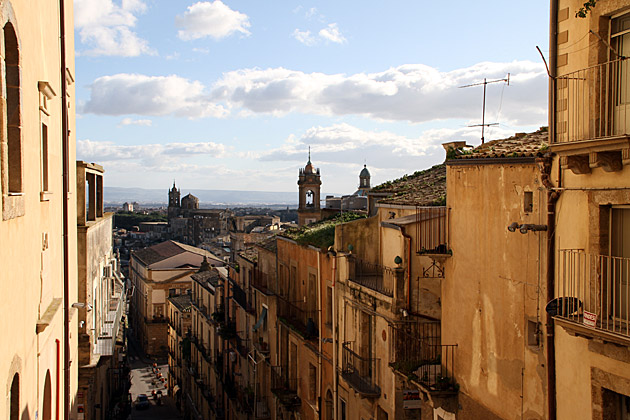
(74, 0, 551, 195)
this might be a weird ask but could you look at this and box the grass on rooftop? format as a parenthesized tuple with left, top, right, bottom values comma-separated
(282, 212, 366, 249)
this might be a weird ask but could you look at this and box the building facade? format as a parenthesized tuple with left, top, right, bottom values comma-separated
(0, 1, 80, 419)
(129, 240, 223, 356)
(76, 161, 127, 420)
(549, 1, 630, 418)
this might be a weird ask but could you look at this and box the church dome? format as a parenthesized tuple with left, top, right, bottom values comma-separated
(360, 165, 370, 177)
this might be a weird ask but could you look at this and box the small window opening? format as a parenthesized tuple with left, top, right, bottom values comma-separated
(41, 123, 49, 192)
(524, 191, 534, 213)
(527, 319, 539, 346)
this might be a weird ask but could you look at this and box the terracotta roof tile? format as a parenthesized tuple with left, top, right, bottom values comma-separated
(450, 129, 548, 160)
(370, 164, 446, 207)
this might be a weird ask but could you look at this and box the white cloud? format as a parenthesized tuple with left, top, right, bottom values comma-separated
(83, 61, 546, 126)
(83, 73, 227, 118)
(119, 118, 152, 126)
(176, 1, 251, 41)
(211, 61, 546, 125)
(292, 29, 316, 46)
(318, 23, 346, 44)
(77, 139, 228, 169)
(74, 0, 153, 57)
(293, 22, 346, 46)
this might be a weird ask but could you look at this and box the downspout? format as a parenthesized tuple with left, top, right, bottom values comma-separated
(317, 252, 322, 416)
(399, 226, 412, 311)
(546, 1, 558, 419)
(59, 0, 71, 418)
(330, 251, 338, 420)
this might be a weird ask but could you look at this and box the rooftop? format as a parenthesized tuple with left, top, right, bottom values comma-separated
(191, 269, 222, 289)
(168, 294, 192, 312)
(371, 164, 446, 207)
(238, 247, 258, 263)
(281, 212, 366, 249)
(257, 235, 278, 253)
(448, 128, 549, 160)
(133, 240, 221, 267)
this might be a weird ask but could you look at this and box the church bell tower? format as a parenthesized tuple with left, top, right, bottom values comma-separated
(168, 181, 181, 219)
(297, 149, 322, 227)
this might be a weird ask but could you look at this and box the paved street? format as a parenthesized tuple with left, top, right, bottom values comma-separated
(128, 335, 182, 420)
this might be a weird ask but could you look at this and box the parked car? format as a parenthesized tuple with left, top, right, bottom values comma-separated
(135, 394, 150, 410)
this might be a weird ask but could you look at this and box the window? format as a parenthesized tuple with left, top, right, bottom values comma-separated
(326, 286, 333, 326)
(339, 398, 346, 420)
(527, 319, 539, 347)
(610, 207, 630, 321)
(308, 363, 316, 402)
(523, 191, 533, 213)
(10, 373, 19, 420)
(38, 81, 55, 198)
(41, 123, 49, 192)
(4, 22, 21, 195)
(612, 13, 630, 132)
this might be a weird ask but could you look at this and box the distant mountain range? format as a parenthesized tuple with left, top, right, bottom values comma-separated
(104, 186, 341, 206)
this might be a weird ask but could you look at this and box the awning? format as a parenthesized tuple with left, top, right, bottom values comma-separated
(252, 307, 267, 332)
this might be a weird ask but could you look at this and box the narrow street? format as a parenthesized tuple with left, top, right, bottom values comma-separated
(127, 335, 182, 420)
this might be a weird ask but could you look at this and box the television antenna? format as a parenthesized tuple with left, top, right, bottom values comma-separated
(459, 74, 510, 144)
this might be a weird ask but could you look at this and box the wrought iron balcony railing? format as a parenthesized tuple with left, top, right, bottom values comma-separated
(276, 296, 319, 339)
(341, 342, 380, 398)
(270, 365, 300, 409)
(415, 206, 450, 255)
(556, 250, 629, 339)
(555, 57, 630, 143)
(389, 322, 458, 393)
(348, 258, 394, 297)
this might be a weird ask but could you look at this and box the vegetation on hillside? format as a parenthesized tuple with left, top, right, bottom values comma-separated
(113, 211, 167, 230)
(281, 212, 366, 249)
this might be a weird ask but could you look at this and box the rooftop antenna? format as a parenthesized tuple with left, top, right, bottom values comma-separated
(308, 146, 311, 164)
(459, 73, 510, 144)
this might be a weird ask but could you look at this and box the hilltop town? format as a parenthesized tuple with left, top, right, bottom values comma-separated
(2, 1, 630, 420)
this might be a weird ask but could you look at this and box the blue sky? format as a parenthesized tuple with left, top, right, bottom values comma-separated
(74, 0, 550, 194)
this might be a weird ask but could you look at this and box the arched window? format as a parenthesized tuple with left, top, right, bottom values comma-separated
(305, 190, 314, 207)
(325, 389, 333, 420)
(42, 371, 52, 420)
(10, 373, 19, 420)
(4, 22, 21, 194)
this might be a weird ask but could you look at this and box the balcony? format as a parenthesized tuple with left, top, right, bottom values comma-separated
(276, 296, 318, 339)
(390, 323, 458, 394)
(348, 258, 394, 297)
(341, 342, 381, 398)
(415, 206, 450, 256)
(555, 250, 630, 344)
(553, 58, 630, 171)
(270, 366, 300, 409)
(252, 269, 273, 294)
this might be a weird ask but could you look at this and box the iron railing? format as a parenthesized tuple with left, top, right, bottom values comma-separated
(270, 365, 298, 392)
(390, 322, 441, 364)
(276, 296, 319, 338)
(349, 258, 394, 297)
(253, 269, 273, 294)
(389, 323, 457, 392)
(556, 250, 629, 338)
(341, 342, 380, 397)
(555, 57, 630, 143)
(415, 206, 449, 255)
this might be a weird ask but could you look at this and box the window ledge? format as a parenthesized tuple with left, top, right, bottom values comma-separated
(40, 191, 52, 201)
(3, 193, 25, 220)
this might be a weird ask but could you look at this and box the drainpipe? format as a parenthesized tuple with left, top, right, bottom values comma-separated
(317, 252, 322, 416)
(329, 250, 338, 420)
(59, 0, 71, 418)
(547, 1, 558, 419)
(399, 226, 412, 311)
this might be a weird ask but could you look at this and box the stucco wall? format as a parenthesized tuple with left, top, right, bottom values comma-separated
(443, 162, 548, 420)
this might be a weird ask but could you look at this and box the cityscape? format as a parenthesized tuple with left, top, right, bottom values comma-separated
(1, 1, 630, 420)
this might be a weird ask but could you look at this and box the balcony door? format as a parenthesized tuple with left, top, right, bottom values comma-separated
(612, 13, 630, 134)
(611, 207, 630, 322)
